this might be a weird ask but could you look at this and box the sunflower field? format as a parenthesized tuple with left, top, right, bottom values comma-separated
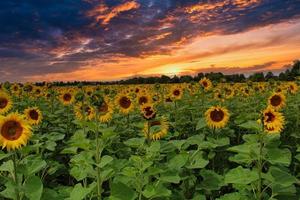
(0, 79, 299, 200)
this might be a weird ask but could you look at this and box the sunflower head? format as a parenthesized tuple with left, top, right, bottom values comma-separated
(288, 82, 298, 94)
(0, 113, 32, 151)
(137, 93, 151, 105)
(74, 103, 95, 121)
(0, 92, 13, 115)
(268, 92, 286, 110)
(199, 77, 212, 91)
(143, 117, 169, 140)
(262, 107, 285, 134)
(24, 107, 43, 125)
(205, 106, 229, 129)
(115, 94, 134, 114)
(97, 97, 113, 123)
(141, 103, 156, 120)
(60, 91, 75, 105)
(171, 86, 183, 100)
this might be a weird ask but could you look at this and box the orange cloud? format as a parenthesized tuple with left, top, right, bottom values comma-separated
(25, 19, 300, 82)
(87, 1, 140, 25)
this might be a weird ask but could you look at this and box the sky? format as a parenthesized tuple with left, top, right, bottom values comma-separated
(0, 0, 300, 82)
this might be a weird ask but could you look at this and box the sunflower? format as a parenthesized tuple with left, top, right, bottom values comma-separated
(60, 91, 75, 105)
(214, 90, 224, 101)
(0, 113, 32, 151)
(262, 107, 285, 134)
(224, 87, 234, 99)
(199, 77, 212, 91)
(11, 84, 20, 94)
(141, 103, 156, 120)
(205, 106, 230, 129)
(24, 107, 43, 125)
(74, 103, 95, 121)
(287, 82, 298, 94)
(97, 97, 113, 123)
(170, 86, 183, 100)
(268, 92, 286, 110)
(137, 93, 151, 106)
(115, 94, 134, 114)
(0, 92, 13, 115)
(143, 117, 169, 140)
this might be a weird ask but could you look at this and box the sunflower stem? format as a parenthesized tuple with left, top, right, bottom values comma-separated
(12, 152, 20, 200)
(95, 120, 102, 200)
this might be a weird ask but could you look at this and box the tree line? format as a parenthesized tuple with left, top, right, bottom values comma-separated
(38, 60, 300, 86)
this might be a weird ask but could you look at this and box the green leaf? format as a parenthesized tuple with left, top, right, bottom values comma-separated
(269, 166, 297, 187)
(160, 171, 181, 183)
(67, 183, 94, 200)
(266, 148, 291, 166)
(24, 176, 43, 200)
(186, 151, 209, 169)
(0, 151, 11, 161)
(142, 183, 171, 199)
(168, 153, 189, 170)
(199, 169, 224, 191)
(25, 157, 47, 176)
(196, 117, 206, 130)
(216, 192, 245, 200)
(239, 120, 261, 131)
(224, 166, 259, 185)
(295, 154, 300, 162)
(110, 182, 136, 200)
(0, 179, 17, 199)
(0, 160, 14, 174)
(99, 155, 113, 168)
(124, 138, 145, 148)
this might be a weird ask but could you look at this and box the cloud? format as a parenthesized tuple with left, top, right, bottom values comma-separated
(87, 1, 140, 25)
(0, 0, 300, 82)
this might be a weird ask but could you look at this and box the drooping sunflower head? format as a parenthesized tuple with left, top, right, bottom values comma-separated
(97, 97, 113, 123)
(24, 107, 43, 125)
(199, 77, 212, 91)
(262, 107, 285, 134)
(0, 113, 32, 151)
(115, 94, 134, 114)
(0, 92, 13, 115)
(141, 103, 156, 120)
(268, 92, 286, 110)
(224, 87, 234, 99)
(60, 91, 75, 105)
(143, 116, 169, 140)
(287, 82, 298, 94)
(74, 103, 95, 121)
(205, 106, 230, 129)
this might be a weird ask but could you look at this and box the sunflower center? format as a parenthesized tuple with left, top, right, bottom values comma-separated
(270, 95, 282, 106)
(210, 109, 225, 122)
(119, 96, 131, 109)
(139, 96, 148, 105)
(150, 121, 161, 126)
(143, 107, 155, 118)
(63, 93, 72, 101)
(173, 90, 180, 96)
(29, 110, 39, 120)
(203, 81, 208, 87)
(1, 120, 23, 141)
(98, 102, 108, 113)
(0, 97, 8, 109)
(85, 107, 91, 115)
(265, 112, 275, 123)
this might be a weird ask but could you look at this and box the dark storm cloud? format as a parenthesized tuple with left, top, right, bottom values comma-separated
(0, 0, 300, 81)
